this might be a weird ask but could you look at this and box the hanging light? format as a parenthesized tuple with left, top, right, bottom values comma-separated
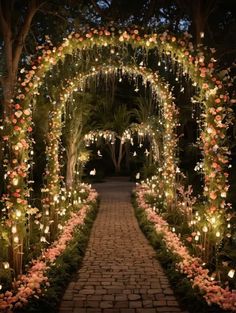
(13, 236, 19, 244)
(228, 269, 235, 278)
(11, 226, 17, 234)
(202, 226, 208, 233)
(3, 262, 10, 269)
(200, 32, 205, 38)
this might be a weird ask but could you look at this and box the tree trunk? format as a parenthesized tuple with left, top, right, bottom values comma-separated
(117, 140, 125, 174)
(108, 143, 119, 174)
(66, 146, 77, 190)
(193, 1, 206, 45)
(125, 142, 130, 172)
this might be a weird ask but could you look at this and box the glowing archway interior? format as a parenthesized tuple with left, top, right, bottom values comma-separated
(44, 65, 178, 214)
(3, 27, 230, 274)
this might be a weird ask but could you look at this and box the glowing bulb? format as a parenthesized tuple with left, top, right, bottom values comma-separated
(0, 285, 2, 290)
(228, 269, 235, 278)
(3, 262, 10, 269)
(12, 178, 19, 186)
(11, 226, 17, 234)
(44, 226, 49, 234)
(16, 210, 21, 217)
(216, 231, 220, 238)
(200, 32, 204, 38)
(40, 236, 47, 243)
(211, 217, 216, 224)
(172, 227, 175, 232)
(202, 226, 208, 233)
(194, 235, 199, 241)
(14, 236, 19, 243)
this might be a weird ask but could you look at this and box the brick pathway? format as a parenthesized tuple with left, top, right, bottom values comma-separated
(59, 178, 187, 313)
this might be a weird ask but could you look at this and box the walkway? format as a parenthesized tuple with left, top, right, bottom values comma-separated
(59, 178, 186, 313)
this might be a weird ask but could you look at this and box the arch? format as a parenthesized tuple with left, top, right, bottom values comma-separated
(44, 64, 178, 216)
(3, 27, 230, 274)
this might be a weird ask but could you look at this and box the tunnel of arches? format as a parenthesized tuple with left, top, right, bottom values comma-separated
(0, 27, 234, 312)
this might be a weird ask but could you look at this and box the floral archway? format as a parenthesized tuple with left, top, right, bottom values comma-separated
(44, 64, 178, 218)
(1, 27, 232, 311)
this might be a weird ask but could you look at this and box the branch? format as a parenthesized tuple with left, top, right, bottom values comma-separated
(38, 8, 67, 22)
(12, 0, 45, 73)
(143, 0, 157, 23)
(205, 0, 217, 18)
(218, 48, 236, 59)
(0, 2, 9, 33)
(90, 0, 113, 20)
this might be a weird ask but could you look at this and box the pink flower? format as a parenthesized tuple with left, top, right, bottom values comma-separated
(135, 184, 236, 311)
(0, 185, 97, 311)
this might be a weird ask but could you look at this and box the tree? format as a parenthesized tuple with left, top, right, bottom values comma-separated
(90, 96, 132, 174)
(64, 93, 93, 189)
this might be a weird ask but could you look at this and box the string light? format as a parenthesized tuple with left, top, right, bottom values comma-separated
(228, 269, 235, 278)
(3, 262, 10, 269)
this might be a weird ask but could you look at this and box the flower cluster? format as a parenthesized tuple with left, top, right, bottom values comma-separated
(0, 187, 97, 312)
(136, 184, 236, 311)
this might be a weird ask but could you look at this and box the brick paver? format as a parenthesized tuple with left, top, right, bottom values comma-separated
(59, 178, 187, 313)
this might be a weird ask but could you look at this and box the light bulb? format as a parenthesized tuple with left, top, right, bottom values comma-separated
(216, 231, 220, 238)
(14, 236, 19, 243)
(228, 269, 235, 278)
(16, 210, 21, 217)
(3, 262, 10, 269)
(44, 226, 49, 234)
(211, 217, 216, 224)
(12, 178, 19, 186)
(11, 226, 17, 234)
(202, 226, 208, 233)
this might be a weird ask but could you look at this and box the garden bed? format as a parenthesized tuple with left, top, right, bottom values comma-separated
(0, 187, 98, 313)
(133, 184, 236, 313)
